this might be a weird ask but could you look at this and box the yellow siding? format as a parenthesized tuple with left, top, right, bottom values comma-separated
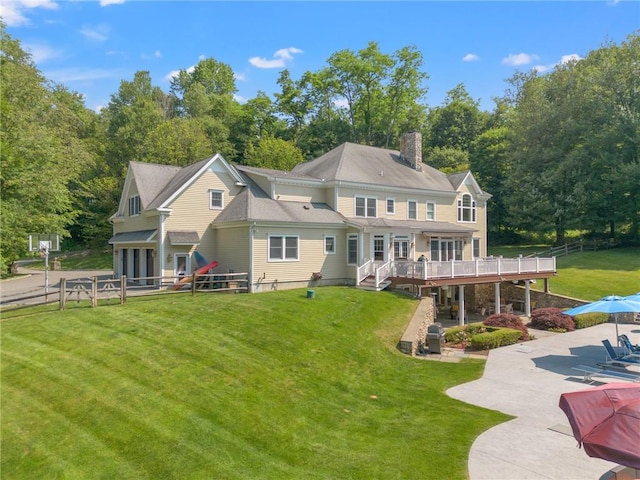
(273, 183, 327, 203)
(252, 226, 347, 291)
(215, 227, 250, 274)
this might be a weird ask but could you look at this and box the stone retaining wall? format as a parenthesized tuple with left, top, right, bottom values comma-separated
(398, 296, 435, 355)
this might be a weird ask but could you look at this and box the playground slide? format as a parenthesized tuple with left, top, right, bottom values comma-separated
(171, 260, 219, 290)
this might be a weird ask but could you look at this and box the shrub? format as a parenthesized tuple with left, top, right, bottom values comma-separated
(483, 313, 529, 340)
(530, 307, 575, 332)
(469, 328, 522, 350)
(573, 312, 609, 329)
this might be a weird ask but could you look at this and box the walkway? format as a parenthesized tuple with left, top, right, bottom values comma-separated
(447, 322, 640, 480)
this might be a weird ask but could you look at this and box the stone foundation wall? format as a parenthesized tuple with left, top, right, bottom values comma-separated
(398, 296, 435, 355)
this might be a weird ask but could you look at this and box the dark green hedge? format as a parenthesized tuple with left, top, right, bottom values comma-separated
(573, 312, 609, 329)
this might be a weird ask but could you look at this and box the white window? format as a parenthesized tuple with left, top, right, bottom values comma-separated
(386, 198, 395, 215)
(324, 236, 336, 254)
(209, 190, 224, 209)
(373, 235, 385, 261)
(268, 235, 298, 261)
(457, 193, 476, 223)
(347, 234, 358, 265)
(128, 195, 140, 216)
(473, 238, 481, 258)
(426, 202, 436, 221)
(407, 200, 417, 220)
(355, 196, 376, 217)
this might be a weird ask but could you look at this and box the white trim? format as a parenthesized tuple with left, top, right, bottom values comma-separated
(209, 189, 224, 209)
(159, 153, 245, 210)
(386, 197, 395, 215)
(354, 195, 377, 218)
(407, 199, 418, 220)
(268, 234, 299, 262)
(426, 201, 436, 221)
(323, 235, 336, 255)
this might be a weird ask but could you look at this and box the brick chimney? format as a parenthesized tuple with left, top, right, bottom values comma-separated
(400, 131, 422, 171)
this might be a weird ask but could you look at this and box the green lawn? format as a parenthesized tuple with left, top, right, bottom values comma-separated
(23, 249, 113, 271)
(1, 288, 507, 480)
(536, 246, 640, 300)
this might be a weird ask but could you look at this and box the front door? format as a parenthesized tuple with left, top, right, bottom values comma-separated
(175, 254, 190, 277)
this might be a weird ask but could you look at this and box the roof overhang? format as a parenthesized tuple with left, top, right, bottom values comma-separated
(167, 231, 200, 245)
(109, 229, 157, 244)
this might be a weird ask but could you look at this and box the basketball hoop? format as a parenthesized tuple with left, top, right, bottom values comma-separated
(28, 234, 60, 293)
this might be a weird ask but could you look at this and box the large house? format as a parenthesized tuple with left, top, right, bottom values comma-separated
(109, 132, 555, 316)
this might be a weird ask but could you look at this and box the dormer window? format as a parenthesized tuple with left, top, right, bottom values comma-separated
(457, 193, 476, 222)
(128, 195, 140, 216)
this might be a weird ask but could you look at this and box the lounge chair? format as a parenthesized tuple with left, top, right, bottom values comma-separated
(602, 339, 640, 365)
(618, 334, 640, 355)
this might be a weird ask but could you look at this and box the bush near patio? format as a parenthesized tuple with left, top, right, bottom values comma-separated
(445, 323, 523, 350)
(483, 313, 530, 340)
(572, 312, 610, 329)
(530, 307, 575, 332)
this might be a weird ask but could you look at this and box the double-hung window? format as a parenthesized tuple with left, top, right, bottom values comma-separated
(408, 200, 417, 220)
(128, 195, 140, 216)
(473, 238, 481, 258)
(324, 236, 336, 254)
(209, 190, 224, 209)
(355, 196, 376, 217)
(268, 235, 298, 261)
(426, 202, 436, 221)
(457, 194, 476, 222)
(386, 198, 395, 215)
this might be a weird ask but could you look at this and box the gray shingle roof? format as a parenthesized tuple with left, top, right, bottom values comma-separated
(291, 142, 455, 192)
(129, 162, 181, 209)
(213, 173, 346, 225)
(167, 231, 200, 245)
(109, 229, 157, 244)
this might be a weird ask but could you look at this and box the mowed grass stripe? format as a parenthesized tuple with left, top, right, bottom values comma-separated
(2, 287, 507, 479)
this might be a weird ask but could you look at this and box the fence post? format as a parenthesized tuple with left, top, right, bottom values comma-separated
(92, 277, 98, 308)
(60, 278, 66, 310)
(121, 275, 127, 304)
(191, 272, 197, 296)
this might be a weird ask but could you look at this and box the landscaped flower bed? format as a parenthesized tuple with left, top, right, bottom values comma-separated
(445, 314, 529, 351)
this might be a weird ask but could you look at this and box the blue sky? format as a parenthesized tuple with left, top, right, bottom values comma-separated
(2, 1, 638, 112)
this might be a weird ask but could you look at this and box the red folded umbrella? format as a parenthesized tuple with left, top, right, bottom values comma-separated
(559, 383, 640, 468)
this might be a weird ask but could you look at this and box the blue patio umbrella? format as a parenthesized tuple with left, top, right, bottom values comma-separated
(623, 292, 640, 303)
(564, 295, 640, 341)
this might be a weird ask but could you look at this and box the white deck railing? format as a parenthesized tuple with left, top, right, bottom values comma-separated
(370, 256, 556, 287)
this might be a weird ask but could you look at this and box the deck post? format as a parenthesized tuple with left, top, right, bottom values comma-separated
(494, 282, 501, 314)
(458, 285, 466, 326)
(524, 280, 531, 316)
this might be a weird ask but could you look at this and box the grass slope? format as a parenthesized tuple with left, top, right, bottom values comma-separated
(1, 288, 507, 479)
(538, 247, 640, 300)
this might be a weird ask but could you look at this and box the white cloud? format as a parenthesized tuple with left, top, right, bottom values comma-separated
(249, 47, 303, 69)
(23, 42, 62, 63)
(99, 0, 125, 5)
(462, 53, 480, 62)
(80, 24, 110, 42)
(334, 98, 349, 109)
(501, 53, 540, 66)
(0, 0, 58, 26)
(533, 54, 583, 74)
(164, 65, 195, 82)
(559, 53, 582, 64)
(234, 71, 246, 82)
(234, 94, 247, 104)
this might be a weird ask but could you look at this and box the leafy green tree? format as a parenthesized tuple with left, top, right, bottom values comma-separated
(427, 147, 469, 173)
(140, 118, 215, 166)
(0, 24, 91, 271)
(244, 137, 304, 171)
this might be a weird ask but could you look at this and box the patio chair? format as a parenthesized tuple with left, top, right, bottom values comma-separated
(602, 339, 640, 365)
(618, 334, 640, 355)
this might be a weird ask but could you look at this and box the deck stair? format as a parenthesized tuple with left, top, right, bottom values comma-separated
(357, 275, 391, 292)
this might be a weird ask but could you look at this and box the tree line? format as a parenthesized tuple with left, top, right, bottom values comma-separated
(1, 22, 638, 273)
